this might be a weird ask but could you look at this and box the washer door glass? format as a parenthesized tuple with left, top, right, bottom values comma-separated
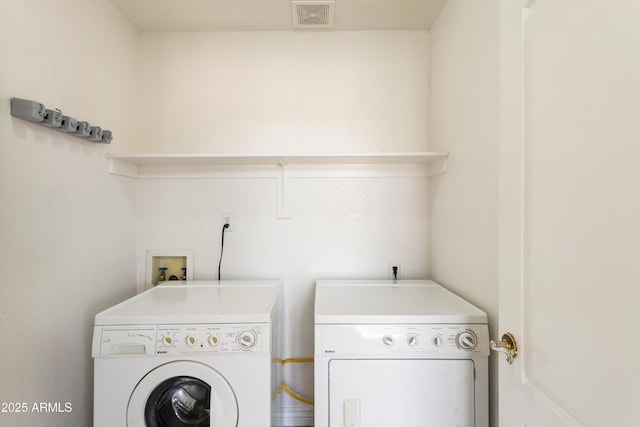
(145, 376, 210, 426)
(127, 361, 238, 427)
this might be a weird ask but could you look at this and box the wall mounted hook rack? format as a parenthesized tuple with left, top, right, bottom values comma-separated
(10, 98, 112, 144)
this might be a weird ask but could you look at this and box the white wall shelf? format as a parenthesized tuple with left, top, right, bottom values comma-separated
(107, 152, 448, 219)
(107, 151, 448, 171)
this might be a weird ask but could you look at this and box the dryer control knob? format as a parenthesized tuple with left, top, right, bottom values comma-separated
(162, 336, 174, 346)
(382, 334, 394, 346)
(185, 335, 197, 347)
(431, 334, 444, 348)
(455, 330, 478, 351)
(407, 334, 419, 347)
(237, 330, 257, 350)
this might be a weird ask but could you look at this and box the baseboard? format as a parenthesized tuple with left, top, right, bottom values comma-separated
(272, 391, 314, 427)
(273, 405, 314, 427)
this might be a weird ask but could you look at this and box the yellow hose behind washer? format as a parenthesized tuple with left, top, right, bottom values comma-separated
(278, 357, 315, 405)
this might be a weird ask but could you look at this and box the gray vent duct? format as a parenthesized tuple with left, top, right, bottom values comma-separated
(291, 1, 335, 28)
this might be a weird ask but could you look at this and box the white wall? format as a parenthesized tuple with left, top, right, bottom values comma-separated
(428, 0, 500, 425)
(136, 31, 430, 154)
(137, 167, 432, 405)
(134, 32, 432, 417)
(0, 0, 139, 425)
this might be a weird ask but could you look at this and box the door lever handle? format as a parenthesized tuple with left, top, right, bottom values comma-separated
(490, 332, 518, 364)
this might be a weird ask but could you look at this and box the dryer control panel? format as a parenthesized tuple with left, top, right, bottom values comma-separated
(315, 324, 489, 356)
(92, 324, 268, 357)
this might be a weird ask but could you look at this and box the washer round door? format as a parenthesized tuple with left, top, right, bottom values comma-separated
(127, 360, 238, 427)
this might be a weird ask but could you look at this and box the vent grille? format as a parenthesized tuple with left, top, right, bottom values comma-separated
(291, 1, 335, 28)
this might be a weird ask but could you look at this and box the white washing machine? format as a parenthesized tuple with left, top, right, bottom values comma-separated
(92, 281, 281, 427)
(314, 280, 489, 427)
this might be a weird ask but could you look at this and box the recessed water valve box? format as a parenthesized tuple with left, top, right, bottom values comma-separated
(10, 98, 46, 122)
(59, 116, 78, 133)
(75, 121, 91, 138)
(145, 250, 194, 289)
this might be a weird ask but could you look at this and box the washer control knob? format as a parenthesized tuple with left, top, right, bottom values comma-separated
(162, 336, 174, 346)
(208, 335, 220, 347)
(456, 330, 478, 351)
(185, 335, 197, 347)
(382, 334, 394, 346)
(237, 330, 257, 350)
(407, 334, 419, 347)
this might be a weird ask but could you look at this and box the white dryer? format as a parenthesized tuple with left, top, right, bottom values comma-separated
(314, 280, 489, 427)
(92, 281, 281, 427)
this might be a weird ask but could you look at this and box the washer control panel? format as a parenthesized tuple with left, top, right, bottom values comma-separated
(315, 324, 489, 356)
(94, 324, 267, 357)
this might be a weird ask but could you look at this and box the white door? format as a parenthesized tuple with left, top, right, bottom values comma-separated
(498, 0, 640, 425)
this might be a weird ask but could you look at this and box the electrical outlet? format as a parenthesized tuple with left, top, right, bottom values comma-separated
(388, 261, 401, 280)
(222, 213, 233, 232)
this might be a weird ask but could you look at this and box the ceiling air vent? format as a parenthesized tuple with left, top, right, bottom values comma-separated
(291, 1, 335, 29)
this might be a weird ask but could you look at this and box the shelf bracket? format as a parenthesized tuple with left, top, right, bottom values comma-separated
(108, 158, 140, 178)
(277, 160, 291, 219)
(428, 156, 448, 177)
